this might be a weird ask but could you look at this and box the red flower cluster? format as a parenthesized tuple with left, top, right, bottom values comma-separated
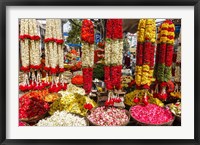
(104, 66, 112, 90)
(111, 65, 122, 90)
(19, 95, 49, 119)
(136, 43, 143, 66)
(19, 35, 40, 41)
(130, 104, 174, 125)
(150, 44, 156, 68)
(128, 79, 135, 87)
(159, 43, 167, 64)
(20, 66, 30, 72)
(82, 67, 93, 94)
(49, 83, 67, 93)
(106, 19, 123, 39)
(165, 45, 174, 67)
(81, 19, 94, 44)
(104, 97, 122, 107)
(143, 41, 151, 64)
(44, 38, 64, 44)
(84, 103, 93, 110)
(30, 64, 42, 70)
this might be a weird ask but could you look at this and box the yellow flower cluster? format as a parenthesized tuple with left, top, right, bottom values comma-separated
(144, 19, 156, 43)
(135, 66, 142, 86)
(124, 90, 164, 107)
(137, 19, 146, 43)
(141, 65, 151, 86)
(160, 20, 175, 44)
(49, 93, 97, 116)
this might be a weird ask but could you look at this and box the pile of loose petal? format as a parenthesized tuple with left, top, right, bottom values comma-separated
(37, 111, 88, 126)
(87, 106, 129, 126)
(130, 104, 174, 125)
(19, 94, 49, 119)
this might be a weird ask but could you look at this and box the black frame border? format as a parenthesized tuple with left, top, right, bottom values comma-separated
(0, 0, 200, 145)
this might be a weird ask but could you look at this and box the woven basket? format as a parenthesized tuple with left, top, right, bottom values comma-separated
(19, 112, 47, 123)
(86, 107, 130, 126)
(129, 106, 175, 126)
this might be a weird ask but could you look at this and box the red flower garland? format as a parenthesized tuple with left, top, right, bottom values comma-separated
(82, 68, 93, 94)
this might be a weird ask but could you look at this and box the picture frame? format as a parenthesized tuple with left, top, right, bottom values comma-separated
(0, 0, 200, 144)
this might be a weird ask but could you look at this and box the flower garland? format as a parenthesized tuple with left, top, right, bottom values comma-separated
(104, 19, 123, 91)
(81, 19, 94, 94)
(135, 19, 156, 89)
(19, 19, 43, 92)
(44, 19, 66, 92)
(154, 20, 175, 101)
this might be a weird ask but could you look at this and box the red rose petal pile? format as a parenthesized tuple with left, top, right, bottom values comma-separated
(19, 94, 50, 120)
(87, 106, 129, 126)
(130, 104, 174, 125)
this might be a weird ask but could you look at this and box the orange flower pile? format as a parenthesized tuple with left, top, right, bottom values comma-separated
(71, 75, 83, 85)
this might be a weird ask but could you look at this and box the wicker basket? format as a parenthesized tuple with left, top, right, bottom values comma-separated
(19, 112, 48, 123)
(86, 107, 130, 126)
(129, 106, 175, 126)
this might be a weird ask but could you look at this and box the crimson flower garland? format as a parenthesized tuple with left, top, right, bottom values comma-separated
(154, 20, 175, 101)
(81, 19, 95, 94)
(104, 19, 123, 91)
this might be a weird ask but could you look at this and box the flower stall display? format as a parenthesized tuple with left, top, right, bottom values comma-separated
(130, 104, 174, 125)
(87, 106, 130, 126)
(37, 111, 88, 126)
(81, 19, 95, 94)
(154, 20, 175, 101)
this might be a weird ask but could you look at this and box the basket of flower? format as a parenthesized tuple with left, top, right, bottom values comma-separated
(129, 104, 175, 126)
(86, 106, 130, 126)
(19, 94, 50, 123)
(166, 102, 181, 123)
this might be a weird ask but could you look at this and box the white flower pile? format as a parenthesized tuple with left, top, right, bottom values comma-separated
(37, 111, 87, 126)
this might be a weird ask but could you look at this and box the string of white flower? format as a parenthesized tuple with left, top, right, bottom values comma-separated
(88, 44, 94, 67)
(56, 19, 64, 69)
(20, 19, 30, 87)
(81, 42, 90, 67)
(52, 20, 58, 69)
(104, 40, 112, 65)
(44, 20, 50, 68)
(33, 19, 41, 67)
(24, 19, 30, 68)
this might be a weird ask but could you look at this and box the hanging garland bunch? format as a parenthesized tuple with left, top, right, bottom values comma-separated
(44, 19, 66, 93)
(154, 20, 175, 101)
(19, 19, 42, 91)
(141, 19, 156, 89)
(81, 19, 95, 94)
(104, 19, 123, 91)
(125, 19, 159, 107)
(135, 19, 146, 87)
